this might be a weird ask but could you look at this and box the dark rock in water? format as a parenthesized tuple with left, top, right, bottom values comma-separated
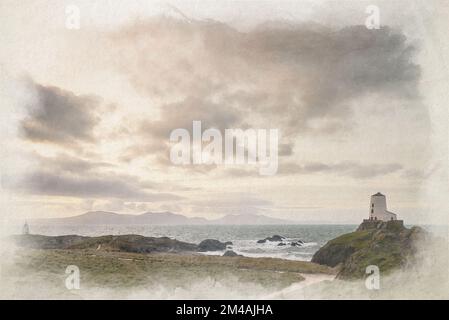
(297, 240, 304, 244)
(224, 241, 233, 246)
(257, 235, 285, 243)
(222, 250, 241, 257)
(197, 239, 229, 252)
(290, 241, 303, 247)
(311, 220, 429, 279)
(267, 235, 285, 242)
(277, 242, 286, 246)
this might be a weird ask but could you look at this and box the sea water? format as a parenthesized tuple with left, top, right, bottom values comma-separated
(24, 224, 358, 261)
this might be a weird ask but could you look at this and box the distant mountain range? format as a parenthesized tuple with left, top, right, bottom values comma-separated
(31, 211, 295, 226)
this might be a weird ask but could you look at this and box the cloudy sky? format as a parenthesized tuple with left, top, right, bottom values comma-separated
(1, 0, 449, 224)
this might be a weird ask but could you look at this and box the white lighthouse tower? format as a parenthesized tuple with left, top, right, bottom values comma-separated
(369, 192, 397, 221)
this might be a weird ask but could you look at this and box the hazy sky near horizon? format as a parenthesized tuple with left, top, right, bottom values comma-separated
(1, 0, 448, 224)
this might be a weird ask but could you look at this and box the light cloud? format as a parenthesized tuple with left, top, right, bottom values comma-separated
(279, 161, 403, 179)
(224, 161, 403, 179)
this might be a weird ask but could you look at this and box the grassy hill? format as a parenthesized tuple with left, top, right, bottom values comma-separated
(311, 220, 428, 279)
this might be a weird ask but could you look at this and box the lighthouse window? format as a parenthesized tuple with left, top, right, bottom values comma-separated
(372, 204, 374, 208)
(371, 209, 373, 213)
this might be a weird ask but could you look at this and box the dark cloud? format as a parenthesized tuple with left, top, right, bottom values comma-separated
(112, 18, 420, 162)
(120, 95, 243, 165)
(21, 80, 101, 146)
(17, 170, 182, 201)
(35, 153, 113, 173)
(278, 143, 294, 156)
(141, 96, 240, 139)
(3, 151, 189, 200)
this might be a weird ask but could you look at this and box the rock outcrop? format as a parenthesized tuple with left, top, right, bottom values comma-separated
(12, 234, 231, 254)
(290, 240, 304, 247)
(311, 220, 428, 279)
(197, 239, 232, 252)
(257, 235, 285, 243)
(222, 250, 242, 257)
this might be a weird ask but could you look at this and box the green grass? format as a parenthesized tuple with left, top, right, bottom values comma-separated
(313, 224, 421, 279)
(7, 249, 335, 291)
(330, 230, 373, 249)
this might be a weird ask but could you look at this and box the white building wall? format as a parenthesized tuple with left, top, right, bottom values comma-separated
(369, 193, 397, 221)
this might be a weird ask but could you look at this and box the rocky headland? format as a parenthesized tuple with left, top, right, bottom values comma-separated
(311, 220, 429, 279)
(11, 234, 234, 254)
